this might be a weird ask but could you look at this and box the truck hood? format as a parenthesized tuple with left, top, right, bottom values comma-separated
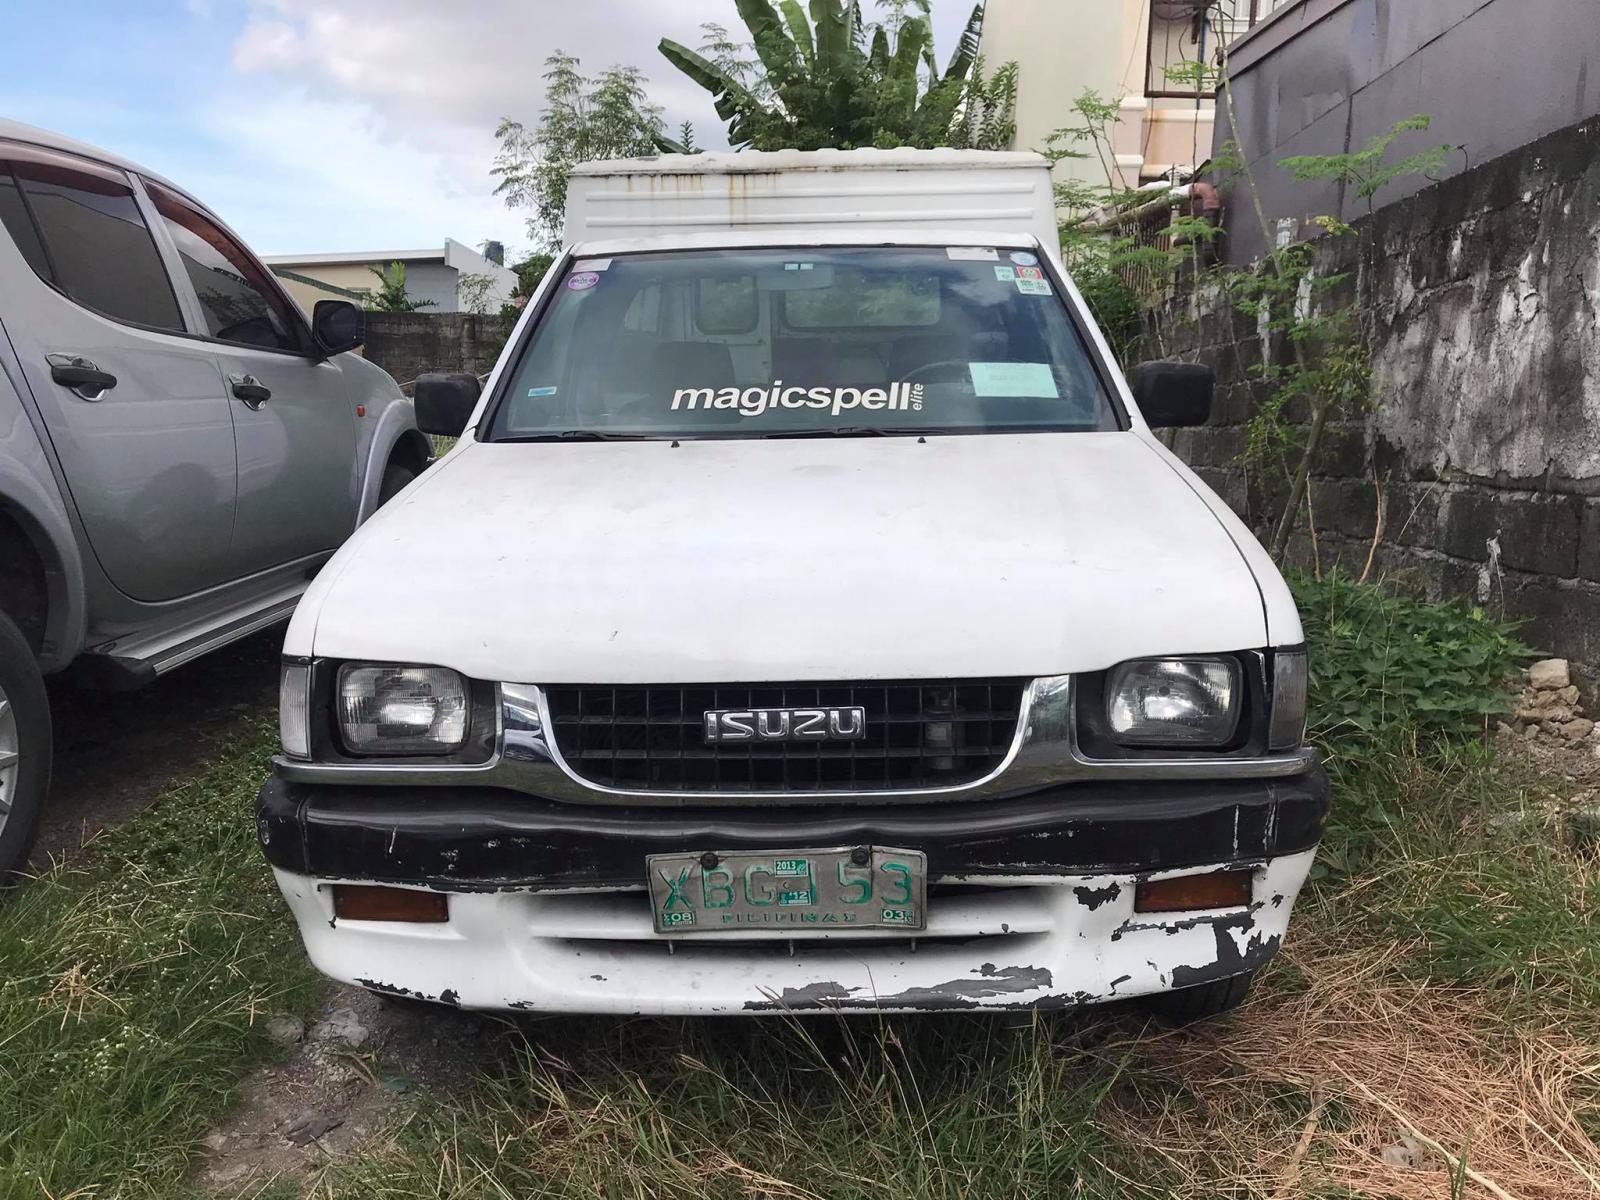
(297, 432, 1267, 682)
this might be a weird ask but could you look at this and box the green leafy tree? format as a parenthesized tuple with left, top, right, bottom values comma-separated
(508, 252, 556, 307)
(364, 261, 435, 312)
(457, 271, 497, 317)
(947, 56, 1016, 151)
(492, 52, 668, 250)
(658, 0, 1002, 151)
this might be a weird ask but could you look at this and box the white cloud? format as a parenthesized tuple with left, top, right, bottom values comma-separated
(174, 90, 519, 257)
(212, 0, 979, 254)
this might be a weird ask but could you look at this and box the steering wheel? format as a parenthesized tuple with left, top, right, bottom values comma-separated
(898, 359, 972, 387)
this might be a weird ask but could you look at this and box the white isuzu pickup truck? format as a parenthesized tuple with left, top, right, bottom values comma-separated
(258, 149, 1325, 1019)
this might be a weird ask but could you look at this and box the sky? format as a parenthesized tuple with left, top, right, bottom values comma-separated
(2, 0, 972, 261)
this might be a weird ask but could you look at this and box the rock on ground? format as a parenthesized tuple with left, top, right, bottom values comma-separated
(1528, 659, 1571, 691)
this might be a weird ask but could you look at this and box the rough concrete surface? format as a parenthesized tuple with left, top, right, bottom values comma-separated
(1159, 116, 1600, 688)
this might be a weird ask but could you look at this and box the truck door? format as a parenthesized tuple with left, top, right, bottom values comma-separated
(0, 144, 238, 602)
(143, 181, 360, 578)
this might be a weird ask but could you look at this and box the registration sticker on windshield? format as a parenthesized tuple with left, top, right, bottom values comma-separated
(1016, 278, 1052, 296)
(993, 265, 1017, 282)
(567, 272, 600, 291)
(526, 386, 558, 398)
(947, 247, 999, 261)
(970, 362, 1059, 399)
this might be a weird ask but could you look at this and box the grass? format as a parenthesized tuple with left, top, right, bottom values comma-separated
(0, 716, 322, 1199)
(313, 1015, 1176, 1199)
(3, 575, 1597, 1197)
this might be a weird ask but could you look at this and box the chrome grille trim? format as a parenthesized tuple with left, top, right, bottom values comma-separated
(544, 680, 1025, 793)
(274, 675, 1317, 805)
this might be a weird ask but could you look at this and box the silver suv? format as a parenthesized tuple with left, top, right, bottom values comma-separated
(0, 119, 431, 878)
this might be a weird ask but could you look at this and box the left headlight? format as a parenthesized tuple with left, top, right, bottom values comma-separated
(1106, 657, 1241, 748)
(337, 664, 469, 755)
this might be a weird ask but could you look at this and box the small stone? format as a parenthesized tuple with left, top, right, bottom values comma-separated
(309, 1007, 368, 1049)
(263, 1015, 305, 1046)
(1494, 721, 1515, 738)
(1379, 1135, 1429, 1169)
(1559, 685, 1581, 705)
(1563, 719, 1596, 741)
(1535, 690, 1562, 709)
(284, 1112, 344, 1147)
(1524, 723, 1540, 740)
(1529, 659, 1571, 691)
(203, 1130, 229, 1152)
(1539, 705, 1574, 725)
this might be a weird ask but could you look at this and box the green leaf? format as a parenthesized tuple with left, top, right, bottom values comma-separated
(736, 0, 801, 86)
(658, 38, 759, 125)
(943, 2, 985, 80)
(780, 0, 815, 64)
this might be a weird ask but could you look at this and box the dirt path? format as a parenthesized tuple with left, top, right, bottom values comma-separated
(33, 628, 281, 865)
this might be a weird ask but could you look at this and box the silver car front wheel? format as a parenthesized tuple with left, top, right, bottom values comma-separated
(0, 610, 49, 882)
(0, 683, 17, 832)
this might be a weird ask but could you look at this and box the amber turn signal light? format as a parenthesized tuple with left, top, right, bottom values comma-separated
(332, 884, 449, 923)
(1134, 869, 1252, 914)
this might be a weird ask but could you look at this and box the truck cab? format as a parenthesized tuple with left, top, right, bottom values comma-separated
(258, 150, 1326, 1018)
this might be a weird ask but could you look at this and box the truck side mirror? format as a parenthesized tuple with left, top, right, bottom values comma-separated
(311, 300, 365, 356)
(1128, 361, 1213, 428)
(414, 372, 481, 437)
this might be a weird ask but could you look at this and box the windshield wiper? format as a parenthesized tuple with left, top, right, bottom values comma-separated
(498, 430, 658, 442)
(760, 426, 938, 439)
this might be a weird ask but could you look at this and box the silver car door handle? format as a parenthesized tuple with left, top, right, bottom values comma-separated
(46, 353, 117, 400)
(229, 374, 271, 410)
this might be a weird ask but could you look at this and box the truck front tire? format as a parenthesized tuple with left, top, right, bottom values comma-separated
(1145, 969, 1257, 1023)
(0, 610, 50, 883)
(378, 460, 418, 507)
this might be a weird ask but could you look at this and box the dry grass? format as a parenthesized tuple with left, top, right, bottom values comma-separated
(1110, 937, 1600, 1199)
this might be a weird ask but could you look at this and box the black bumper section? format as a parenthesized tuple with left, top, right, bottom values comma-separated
(256, 769, 1329, 890)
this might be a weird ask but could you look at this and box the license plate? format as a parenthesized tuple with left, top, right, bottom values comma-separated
(646, 847, 927, 934)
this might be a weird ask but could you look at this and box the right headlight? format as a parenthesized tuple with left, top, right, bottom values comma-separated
(1106, 657, 1241, 748)
(337, 664, 469, 755)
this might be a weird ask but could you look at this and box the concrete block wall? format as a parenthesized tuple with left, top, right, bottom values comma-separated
(1153, 115, 1600, 680)
(361, 312, 512, 390)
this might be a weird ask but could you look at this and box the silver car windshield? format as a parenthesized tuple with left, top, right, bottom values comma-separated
(487, 247, 1119, 440)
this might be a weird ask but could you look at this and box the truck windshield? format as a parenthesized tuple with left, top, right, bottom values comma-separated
(486, 247, 1119, 440)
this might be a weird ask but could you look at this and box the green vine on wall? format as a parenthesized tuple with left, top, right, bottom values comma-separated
(1050, 67, 1453, 567)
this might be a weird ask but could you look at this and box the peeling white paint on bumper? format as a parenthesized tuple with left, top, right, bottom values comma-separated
(272, 850, 1316, 1014)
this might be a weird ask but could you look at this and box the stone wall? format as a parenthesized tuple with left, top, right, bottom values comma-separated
(362, 312, 512, 389)
(1157, 115, 1600, 680)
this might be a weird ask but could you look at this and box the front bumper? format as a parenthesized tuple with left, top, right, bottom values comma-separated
(258, 769, 1328, 1014)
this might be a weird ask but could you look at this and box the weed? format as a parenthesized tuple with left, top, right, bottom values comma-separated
(316, 1013, 1174, 1199)
(1292, 569, 1534, 763)
(0, 717, 320, 1198)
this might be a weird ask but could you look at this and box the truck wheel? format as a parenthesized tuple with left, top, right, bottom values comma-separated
(0, 610, 50, 884)
(1145, 970, 1256, 1024)
(378, 460, 418, 507)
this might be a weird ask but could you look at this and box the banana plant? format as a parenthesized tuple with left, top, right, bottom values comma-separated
(658, 0, 992, 152)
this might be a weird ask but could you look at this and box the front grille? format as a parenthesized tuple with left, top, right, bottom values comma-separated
(544, 680, 1026, 793)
